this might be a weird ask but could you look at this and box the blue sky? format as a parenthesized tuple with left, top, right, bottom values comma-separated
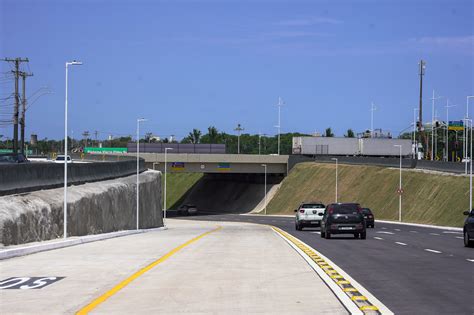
(1, 0, 473, 141)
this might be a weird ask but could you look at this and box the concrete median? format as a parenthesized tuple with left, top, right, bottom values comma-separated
(0, 170, 162, 246)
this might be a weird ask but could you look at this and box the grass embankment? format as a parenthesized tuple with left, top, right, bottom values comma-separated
(267, 162, 469, 227)
(161, 173, 203, 209)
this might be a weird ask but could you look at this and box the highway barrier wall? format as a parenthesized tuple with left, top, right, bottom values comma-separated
(0, 170, 162, 246)
(288, 155, 465, 174)
(0, 157, 146, 196)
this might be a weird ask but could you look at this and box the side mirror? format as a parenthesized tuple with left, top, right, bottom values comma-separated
(294, 209, 297, 212)
(318, 213, 324, 216)
(464, 211, 470, 216)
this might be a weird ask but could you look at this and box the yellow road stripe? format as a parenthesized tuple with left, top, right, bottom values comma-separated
(76, 226, 222, 315)
(351, 295, 368, 301)
(360, 305, 380, 311)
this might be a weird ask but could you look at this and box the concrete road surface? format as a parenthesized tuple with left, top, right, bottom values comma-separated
(0, 220, 347, 314)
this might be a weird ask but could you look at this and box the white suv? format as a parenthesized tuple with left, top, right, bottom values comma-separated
(295, 202, 326, 231)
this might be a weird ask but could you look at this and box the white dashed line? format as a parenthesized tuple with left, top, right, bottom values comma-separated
(409, 230, 418, 233)
(395, 242, 407, 246)
(377, 231, 395, 235)
(394, 229, 401, 232)
(424, 249, 442, 254)
(429, 233, 440, 236)
(442, 231, 462, 234)
(374, 237, 384, 240)
(467, 259, 474, 263)
(381, 227, 387, 230)
(456, 237, 464, 239)
(310, 231, 321, 234)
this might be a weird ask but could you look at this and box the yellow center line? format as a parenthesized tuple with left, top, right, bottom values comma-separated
(76, 226, 222, 315)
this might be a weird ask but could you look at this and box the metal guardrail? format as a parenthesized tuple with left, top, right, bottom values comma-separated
(0, 155, 146, 196)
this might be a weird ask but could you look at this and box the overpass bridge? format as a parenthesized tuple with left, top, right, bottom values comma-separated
(122, 153, 289, 174)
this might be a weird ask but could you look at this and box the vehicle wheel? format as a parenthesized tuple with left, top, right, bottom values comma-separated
(325, 231, 331, 239)
(371, 224, 375, 228)
(464, 230, 473, 247)
(295, 223, 300, 231)
(360, 232, 367, 239)
(320, 230, 326, 238)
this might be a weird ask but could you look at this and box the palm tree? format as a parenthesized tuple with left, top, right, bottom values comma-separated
(208, 126, 218, 143)
(188, 129, 202, 144)
(325, 128, 334, 137)
(345, 129, 355, 138)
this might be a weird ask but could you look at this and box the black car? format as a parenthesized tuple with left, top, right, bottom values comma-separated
(463, 209, 474, 247)
(321, 203, 366, 239)
(361, 208, 375, 228)
(0, 153, 29, 164)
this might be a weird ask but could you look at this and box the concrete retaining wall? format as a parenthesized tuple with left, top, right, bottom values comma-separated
(0, 158, 146, 196)
(0, 170, 162, 246)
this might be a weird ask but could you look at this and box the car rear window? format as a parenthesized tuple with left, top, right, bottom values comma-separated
(362, 208, 372, 214)
(301, 204, 325, 209)
(333, 204, 360, 214)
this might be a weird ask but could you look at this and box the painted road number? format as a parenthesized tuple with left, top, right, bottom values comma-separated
(0, 277, 64, 289)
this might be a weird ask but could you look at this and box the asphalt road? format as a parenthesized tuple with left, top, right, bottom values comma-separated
(168, 211, 474, 315)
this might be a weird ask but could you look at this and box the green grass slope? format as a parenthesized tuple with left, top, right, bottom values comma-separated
(161, 173, 203, 209)
(267, 162, 469, 227)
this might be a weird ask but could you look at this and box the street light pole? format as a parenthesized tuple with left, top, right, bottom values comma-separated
(465, 96, 474, 174)
(63, 60, 82, 239)
(276, 97, 284, 155)
(234, 123, 244, 154)
(394, 145, 402, 222)
(445, 100, 456, 161)
(331, 158, 338, 202)
(413, 108, 418, 159)
(136, 118, 147, 230)
(261, 164, 267, 215)
(370, 102, 376, 138)
(164, 147, 173, 226)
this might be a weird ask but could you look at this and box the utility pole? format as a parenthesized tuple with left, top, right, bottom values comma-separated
(94, 130, 98, 147)
(418, 60, 426, 156)
(2, 58, 29, 154)
(19, 71, 33, 154)
(234, 123, 244, 154)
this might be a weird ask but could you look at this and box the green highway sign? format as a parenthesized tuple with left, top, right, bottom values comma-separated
(84, 147, 128, 154)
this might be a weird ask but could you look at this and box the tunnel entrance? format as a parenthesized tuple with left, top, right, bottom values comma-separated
(170, 173, 284, 215)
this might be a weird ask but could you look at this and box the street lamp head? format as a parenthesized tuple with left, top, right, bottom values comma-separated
(137, 118, 147, 123)
(261, 164, 266, 167)
(165, 147, 173, 152)
(67, 60, 83, 66)
(331, 158, 338, 161)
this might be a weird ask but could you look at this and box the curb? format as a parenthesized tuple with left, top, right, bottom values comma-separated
(0, 226, 167, 260)
(376, 220, 462, 231)
(272, 227, 393, 315)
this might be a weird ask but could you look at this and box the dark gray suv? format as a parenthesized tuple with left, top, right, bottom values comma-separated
(321, 203, 366, 239)
(463, 209, 474, 247)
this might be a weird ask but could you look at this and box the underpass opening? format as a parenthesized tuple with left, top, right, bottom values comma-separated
(168, 172, 284, 216)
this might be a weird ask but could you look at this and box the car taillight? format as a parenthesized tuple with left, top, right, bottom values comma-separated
(299, 209, 305, 213)
(368, 215, 373, 218)
(328, 207, 333, 214)
(356, 223, 363, 229)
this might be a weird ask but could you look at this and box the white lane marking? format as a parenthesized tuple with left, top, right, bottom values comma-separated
(424, 249, 442, 254)
(310, 231, 321, 234)
(443, 231, 463, 235)
(381, 227, 387, 230)
(410, 230, 418, 233)
(394, 228, 401, 231)
(395, 242, 407, 246)
(429, 233, 440, 236)
(467, 259, 474, 263)
(377, 231, 395, 235)
(456, 237, 464, 239)
(374, 237, 384, 240)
